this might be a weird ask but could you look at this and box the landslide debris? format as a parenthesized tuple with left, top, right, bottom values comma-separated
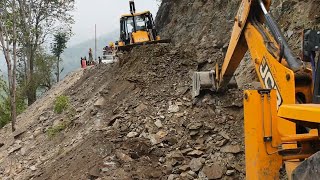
(0, 44, 245, 180)
(0, 0, 319, 180)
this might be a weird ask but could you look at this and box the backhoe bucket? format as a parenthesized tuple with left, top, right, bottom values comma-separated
(192, 71, 216, 98)
(292, 151, 320, 180)
(118, 39, 171, 51)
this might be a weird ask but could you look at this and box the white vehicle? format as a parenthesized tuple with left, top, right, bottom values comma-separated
(102, 49, 117, 64)
(102, 55, 116, 64)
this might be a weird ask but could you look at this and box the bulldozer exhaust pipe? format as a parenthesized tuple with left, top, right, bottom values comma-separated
(192, 71, 216, 98)
(129, 1, 136, 14)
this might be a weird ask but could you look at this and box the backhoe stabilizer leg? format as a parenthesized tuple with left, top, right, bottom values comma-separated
(244, 89, 283, 179)
(192, 71, 216, 98)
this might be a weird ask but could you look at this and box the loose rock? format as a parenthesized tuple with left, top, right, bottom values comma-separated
(220, 145, 241, 154)
(127, 132, 139, 138)
(189, 158, 204, 172)
(135, 103, 148, 113)
(226, 169, 235, 176)
(168, 104, 180, 113)
(201, 164, 225, 179)
(155, 119, 163, 128)
(188, 122, 202, 130)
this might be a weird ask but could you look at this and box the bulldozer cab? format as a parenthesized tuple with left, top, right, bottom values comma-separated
(117, 1, 169, 51)
(120, 11, 157, 45)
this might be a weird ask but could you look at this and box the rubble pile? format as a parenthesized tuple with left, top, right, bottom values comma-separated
(0, 0, 319, 179)
(0, 44, 244, 180)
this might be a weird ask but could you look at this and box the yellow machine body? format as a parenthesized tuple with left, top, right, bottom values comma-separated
(132, 30, 151, 43)
(244, 90, 283, 179)
(118, 2, 170, 51)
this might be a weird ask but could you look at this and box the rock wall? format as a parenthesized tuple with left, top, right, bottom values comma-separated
(156, 0, 240, 63)
(156, 0, 320, 86)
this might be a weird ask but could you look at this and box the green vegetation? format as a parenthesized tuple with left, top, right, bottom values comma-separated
(0, 42, 10, 128)
(51, 31, 71, 82)
(1, 0, 75, 131)
(0, 97, 26, 128)
(54, 95, 70, 114)
(66, 106, 77, 120)
(47, 95, 74, 138)
(46, 121, 69, 138)
(0, 77, 26, 128)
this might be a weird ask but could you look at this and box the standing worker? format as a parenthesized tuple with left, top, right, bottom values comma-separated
(98, 56, 102, 64)
(84, 56, 88, 66)
(109, 42, 114, 52)
(81, 57, 87, 69)
(89, 48, 93, 63)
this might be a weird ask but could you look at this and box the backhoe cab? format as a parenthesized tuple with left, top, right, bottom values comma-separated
(118, 1, 170, 51)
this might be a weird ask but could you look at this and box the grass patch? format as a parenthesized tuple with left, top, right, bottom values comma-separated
(46, 121, 69, 138)
(54, 95, 69, 114)
(66, 106, 76, 120)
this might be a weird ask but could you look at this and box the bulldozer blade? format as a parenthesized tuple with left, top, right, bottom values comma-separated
(192, 71, 216, 98)
(118, 39, 171, 51)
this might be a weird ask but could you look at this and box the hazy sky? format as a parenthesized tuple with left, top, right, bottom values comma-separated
(69, 0, 160, 45)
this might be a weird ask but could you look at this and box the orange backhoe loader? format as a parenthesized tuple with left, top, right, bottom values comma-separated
(192, 0, 320, 179)
(117, 1, 170, 51)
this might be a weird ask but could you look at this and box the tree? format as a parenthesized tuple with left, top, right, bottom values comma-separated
(16, 49, 59, 102)
(0, 0, 74, 131)
(0, 76, 10, 127)
(0, 76, 26, 128)
(0, 0, 18, 131)
(0, 80, 11, 128)
(35, 52, 57, 90)
(16, 0, 75, 105)
(51, 32, 69, 82)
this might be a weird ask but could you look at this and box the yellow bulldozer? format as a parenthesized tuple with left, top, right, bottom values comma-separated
(193, 0, 320, 179)
(117, 1, 170, 51)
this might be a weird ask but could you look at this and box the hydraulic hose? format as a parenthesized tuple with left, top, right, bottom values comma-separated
(258, 0, 302, 71)
(313, 53, 320, 103)
(310, 54, 316, 81)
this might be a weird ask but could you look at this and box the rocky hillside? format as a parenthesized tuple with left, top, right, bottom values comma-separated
(0, 45, 245, 180)
(156, 0, 320, 86)
(0, 0, 319, 180)
(156, 0, 239, 61)
(156, 0, 320, 57)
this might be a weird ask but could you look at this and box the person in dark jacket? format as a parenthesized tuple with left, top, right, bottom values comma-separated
(98, 56, 102, 64)
(84, 56, 88, 66)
